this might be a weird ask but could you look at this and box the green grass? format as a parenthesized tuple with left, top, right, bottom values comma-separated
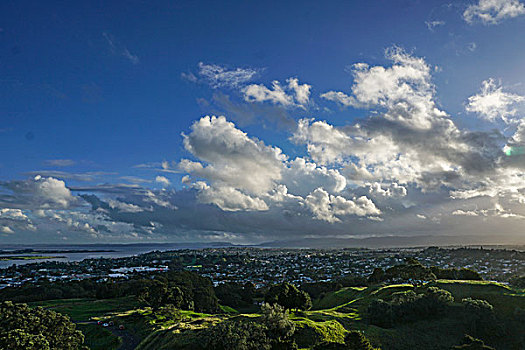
(134, 314, 226, 350)
(429, 280, 525, 316)
(28, 297, 140, 350)
(358, 317, 466, 350)
(293, 317, 347, 348)
(28, 296, 139, 321)
(312, 286, 367, 310)
(76, 323, 121, 350)
(219, 304, 239, 314)
(24, 280, 525, 350)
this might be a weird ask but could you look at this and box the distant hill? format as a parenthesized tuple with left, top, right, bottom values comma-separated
(258, 235, 525, 249)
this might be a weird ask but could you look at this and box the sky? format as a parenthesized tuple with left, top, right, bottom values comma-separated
(1, 0, 525, 244)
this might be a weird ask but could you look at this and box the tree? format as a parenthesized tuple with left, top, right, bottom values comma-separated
(241, 282, 256, 304)
(0, 301, 86, 350)
(344, 331, 378, 350)
(509, 275, 525, 288)
(461, 298, 500, 338)
(138, 280, 169, 309)
(0, 329, 50, 350)
(260, 303, 296, 349)
(367, 268, 385, 284)
(368, 299, 393, 327)
(202, 320, 271, 350)
(215, 282, 248, 308)
(430, 267, 483, 281)
(166, 271, 219, 313)
(265, 283, 312, 311)
(202, 303, 298, 350)
(384, 264, 436, 284)
(313, 330, 378, 350)
(368, 287, 453, 327)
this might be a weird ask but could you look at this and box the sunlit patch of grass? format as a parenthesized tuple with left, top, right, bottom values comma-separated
(312, 286, 368, 310)
(27, 296, 139, 321)
(219, 304, 238, 314)
(293, 318, 347, 348)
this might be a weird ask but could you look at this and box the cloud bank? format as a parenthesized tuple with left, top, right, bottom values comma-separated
(3, 48, 525, 244)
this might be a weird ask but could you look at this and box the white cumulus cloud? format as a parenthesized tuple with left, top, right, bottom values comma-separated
(195, 62, 259, 88)
(466, 78, 524, 123)
(305, 188, 380, 223)
(464, 0, 525, 25)
(243, 78, 311, 108)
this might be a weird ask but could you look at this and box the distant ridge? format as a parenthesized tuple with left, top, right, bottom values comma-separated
(257, 235, 524, 249)
(1, 237, 522, 252)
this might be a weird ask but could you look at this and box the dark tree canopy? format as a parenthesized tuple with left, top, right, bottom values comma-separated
(265, 283, 312, 311)
(215, 282, 255, 308)
(368, 287, 454, 327)
(0, 301, 86, 350)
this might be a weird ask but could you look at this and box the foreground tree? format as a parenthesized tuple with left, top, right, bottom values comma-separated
(265, 283, 312, 311)
(261, 303, 296, 349)
(0, 301, 86, 350)
(202, 320, 270, 350)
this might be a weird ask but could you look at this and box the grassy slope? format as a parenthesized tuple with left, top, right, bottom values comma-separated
(312, 281, 525, 350)
(28, 297, 137, 350)
(76, 324, 122, 350)
(28, 296, 138, 321)
(430, 280, 525, 315)
(27, 281, 525, 350)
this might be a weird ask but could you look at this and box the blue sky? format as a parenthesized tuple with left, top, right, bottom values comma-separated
(2, 0, 525, 244)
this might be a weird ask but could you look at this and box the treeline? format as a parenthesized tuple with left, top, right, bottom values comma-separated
(367, 258, 482, 284)
(298, 259, 482, 303)
(0, 270, 220, 313)
(301, 275, 367, 300)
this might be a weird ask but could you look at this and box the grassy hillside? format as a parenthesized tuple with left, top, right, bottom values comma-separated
(430, 280, 525, 315)
(27, 281, 525, 350)
(135, 281, 524, 350)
